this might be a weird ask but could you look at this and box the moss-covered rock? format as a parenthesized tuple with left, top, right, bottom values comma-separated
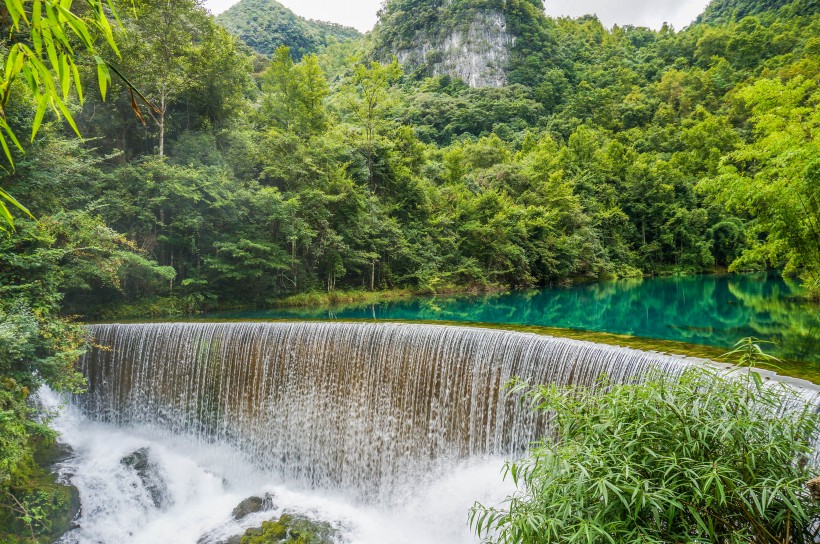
(240, 514, 337, 544)
(0, 438, 80, 543)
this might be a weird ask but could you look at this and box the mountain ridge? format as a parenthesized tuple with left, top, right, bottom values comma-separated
(216, 0, 361, 58)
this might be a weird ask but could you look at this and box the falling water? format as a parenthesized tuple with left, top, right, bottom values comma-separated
(76, 322, 696, 496)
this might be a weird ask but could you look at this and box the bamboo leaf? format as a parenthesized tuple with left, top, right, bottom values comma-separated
(59, 53, 70, 99)
(0, 187, 33, 217)
(54, 96, 80, 136)
(95, 57, 110, 100)
(0, 131, 15, 169)
(71, 61, 83, 103)
(0, 200, 15, 231)
(31, 93, 49, 140)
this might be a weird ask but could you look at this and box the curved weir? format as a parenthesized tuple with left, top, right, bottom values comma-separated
(77, 322, 703, 497)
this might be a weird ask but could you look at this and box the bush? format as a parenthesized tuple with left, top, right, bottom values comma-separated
(471, 366, 820, 543)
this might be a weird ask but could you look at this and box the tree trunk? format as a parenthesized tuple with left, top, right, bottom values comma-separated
(158, 92, 167, 157)
(291, 240, 297, 291)
(159, 110, 165, 157)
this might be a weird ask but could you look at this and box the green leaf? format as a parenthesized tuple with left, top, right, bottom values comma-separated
(31, 93, 49, 140)
(54, 96, 80, 136)
(0, 187, 32, 219)
(95, 56, 110, 100)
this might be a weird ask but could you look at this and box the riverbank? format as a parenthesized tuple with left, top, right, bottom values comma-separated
(95, 285, 506, 320)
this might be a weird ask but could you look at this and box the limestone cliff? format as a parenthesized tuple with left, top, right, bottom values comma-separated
(372, 0, 546, 88)
(393, 10, 514, 87)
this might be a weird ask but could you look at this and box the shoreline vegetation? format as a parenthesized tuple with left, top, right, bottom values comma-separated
(97, 268, 797, 318)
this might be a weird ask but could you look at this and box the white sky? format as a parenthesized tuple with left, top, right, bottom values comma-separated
(204, 0, 713, 33)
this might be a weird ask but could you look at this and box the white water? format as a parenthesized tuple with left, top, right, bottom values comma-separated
(46, 388, 513, 544)
(55, 322, 820, 543)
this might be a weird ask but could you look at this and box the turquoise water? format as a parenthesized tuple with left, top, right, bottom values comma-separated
(212, 274, 820, 363)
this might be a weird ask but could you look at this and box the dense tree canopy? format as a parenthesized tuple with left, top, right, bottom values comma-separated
(0, 0, 815, 315)
(216, 0, 360, 58)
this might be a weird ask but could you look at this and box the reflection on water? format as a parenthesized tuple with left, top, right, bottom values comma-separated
(211, 273, 820, 364)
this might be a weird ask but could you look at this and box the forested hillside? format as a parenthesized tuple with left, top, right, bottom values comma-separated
(0, 0, 815, 320)
(216, 0, 360, 57)
(1, 0, 817, 318)
(697, 0, 817, 22)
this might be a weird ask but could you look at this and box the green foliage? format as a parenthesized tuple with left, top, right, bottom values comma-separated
(240, 514, 337, 544)
(216, 0, 360, 58)
(0, 0, 818, 310)
(0, 209, 169, 530)
(0, 0, 122, 229)
(0, 303, 84, 539)
(722, 336, 782, 369)
(471, 366, 820, 543)
(700, 75, 820, 285)
(698, 0, 814, 24)
(260, 47, 329, 134)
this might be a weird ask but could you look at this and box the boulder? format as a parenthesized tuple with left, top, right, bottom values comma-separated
(232, 493, 275, 520)
(120, 448, 172, 508)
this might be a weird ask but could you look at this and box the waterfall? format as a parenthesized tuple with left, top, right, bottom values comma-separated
(76, 322, 700, 498)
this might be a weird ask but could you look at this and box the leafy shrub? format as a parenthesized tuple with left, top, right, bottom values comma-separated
(472, 366, 820, 543)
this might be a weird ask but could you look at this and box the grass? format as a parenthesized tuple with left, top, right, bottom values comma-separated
(272, 288, 418, 308)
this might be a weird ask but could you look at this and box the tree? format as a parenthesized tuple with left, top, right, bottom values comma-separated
(700, 76, 820, 294)
(114, 0, 212, 156)
(340, 59, 402, 190)
(260, 46, 329, 135)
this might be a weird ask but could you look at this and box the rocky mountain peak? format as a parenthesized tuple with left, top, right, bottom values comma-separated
(372, 0, 545, 87)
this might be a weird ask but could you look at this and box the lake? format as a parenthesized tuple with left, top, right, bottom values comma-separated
(211, 273, 820, 364)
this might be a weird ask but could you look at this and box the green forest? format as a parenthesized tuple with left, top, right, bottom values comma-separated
(0, 0, 819, 538)
(3, 0, 819, 317)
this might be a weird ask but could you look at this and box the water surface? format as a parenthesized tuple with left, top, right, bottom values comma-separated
(212, 274, 820, 364)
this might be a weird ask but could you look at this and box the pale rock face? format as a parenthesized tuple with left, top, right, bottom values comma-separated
(395, 11, 514, 87)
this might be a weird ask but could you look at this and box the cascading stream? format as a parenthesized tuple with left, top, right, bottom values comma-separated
(76, 322, 699, 499)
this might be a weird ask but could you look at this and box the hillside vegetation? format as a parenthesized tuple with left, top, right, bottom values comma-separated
(1, 0, 816, 314)
(216, 0, 360, 57)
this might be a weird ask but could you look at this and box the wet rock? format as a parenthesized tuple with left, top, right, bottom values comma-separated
(120, 448, 172, 508)
(240, 513, 338, 544)
(232, 493, 276, 520)
(34, 439, 75, 467)
(196, 534, 242, 544)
